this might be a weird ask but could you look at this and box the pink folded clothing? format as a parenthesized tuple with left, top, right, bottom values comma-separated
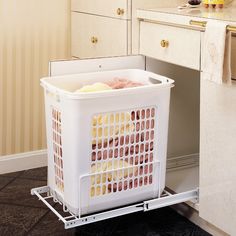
(105, 78, 144, 89)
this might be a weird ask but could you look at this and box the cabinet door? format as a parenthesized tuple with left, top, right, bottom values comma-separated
(200, 78, 236, 235)
(71, 0, 130, 20)
(72, 12, 128, 58)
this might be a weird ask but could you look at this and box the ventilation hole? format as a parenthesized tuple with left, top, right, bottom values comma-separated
(136, 110, 140, 120)
(96, 186, 101, 196)
(139, 166, 143, 175)
(118, 182, 123, 191)
(139, 177, 143, 187)
(92, 143, 96, 150)
(145, 154, 148, 163)
(150, 142, 154, 151)
(91, 152, 96, 162)
(102, 185, 106, 195)
(131, 111, 135, 121)
(102, 174, 106, 183)
(91, 187, 95, 197)
(140, 144, 144, 153)
(109, 150, 113, 159)
(149, 164, 153, 174)
(129, 146, 133, 155)
(146, 109, 150, 118)
(141, 109, 145, 119)
(140, 155, 144, 164)
(108, 173, 112, 182)
(125, 147, 129, 156)
(96, 174, 101, 185)
(125, 136, 129, 144)
(151, 119, 155, 129)
(120, 147, 124, 157)
(97, 151, 102, 161)
(113, 183, 117, 192)
(149, 175, 153, 184)
(136, 122, 140, 131)
(144, 176, 148, 185)
(141, 133, 145, 142)
(130, 134, 134, 144)
(151, 108, 155, 117)
(103, 141, 108, 148)
(103, 150, 108, 160)
(141, 121, 145, 130)
(124, 181, 128, 190)
(150, 152, 154, 162)
(129, 180, 133, 189)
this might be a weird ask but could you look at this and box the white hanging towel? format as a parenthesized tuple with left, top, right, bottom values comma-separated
(202, 20, 232, 84)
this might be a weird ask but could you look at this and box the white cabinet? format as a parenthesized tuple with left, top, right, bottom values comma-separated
(140, 21, 201, 70)
(199, 32, 236, 236)
(71, 0, 131, 58)
(137, 9, 236, 235)
(71, 0, 130, 19)
(200, 78, 236, 236)
(71, 0, 186, 58)
(71, 12, 128, 58)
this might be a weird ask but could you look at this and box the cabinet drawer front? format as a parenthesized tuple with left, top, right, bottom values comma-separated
(71, 0, 130, 20)
(72, 13, 128, 58)
(140, 22, 201, 70)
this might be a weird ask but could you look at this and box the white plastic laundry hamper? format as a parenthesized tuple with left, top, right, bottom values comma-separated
(41, 69, 174, 216)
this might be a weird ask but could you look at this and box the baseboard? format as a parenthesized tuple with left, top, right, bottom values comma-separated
(0, 150, 47, 174)
(0, 151, 199, 174)
(167, 153, 199, 171)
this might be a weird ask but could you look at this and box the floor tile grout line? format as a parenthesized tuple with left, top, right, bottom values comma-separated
(24, 209, 51, 236)
(0, 176, 19, 192)
(0, 201, 56, 210)
(17, 176, 47, 182)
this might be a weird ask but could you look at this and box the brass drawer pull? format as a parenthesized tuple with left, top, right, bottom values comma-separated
(117, 8, 125, 16)
(91, 36, 98, 44)
(160, 40, 169, 48)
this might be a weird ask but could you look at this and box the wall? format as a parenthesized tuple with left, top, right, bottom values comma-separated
(0, 0, 71, 156)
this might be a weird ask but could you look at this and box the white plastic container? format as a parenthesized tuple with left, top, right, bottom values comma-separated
(41, 69, 174, 216)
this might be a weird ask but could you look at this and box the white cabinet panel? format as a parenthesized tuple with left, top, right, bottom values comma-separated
(140, 21, 201, 70)
(72, 13, 128, 58)
(71, 0, 131, 20)
(49, 55, 145, 76)
(200, 78, 236, 235)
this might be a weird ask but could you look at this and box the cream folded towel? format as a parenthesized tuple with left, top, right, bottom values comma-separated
(202, 20, 232, 84)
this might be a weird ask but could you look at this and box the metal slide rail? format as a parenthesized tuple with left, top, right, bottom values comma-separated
(31, 186, 199, 229)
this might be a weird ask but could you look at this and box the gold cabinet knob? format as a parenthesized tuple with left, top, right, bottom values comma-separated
(160, 40, 169, 48)
(91, 36, 98, 44)
(117, 8, 125, 16)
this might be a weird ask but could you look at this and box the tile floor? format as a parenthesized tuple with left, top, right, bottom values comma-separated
(0, 167, 212, 236)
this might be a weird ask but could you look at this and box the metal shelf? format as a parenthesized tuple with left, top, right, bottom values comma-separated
(31, 186, 199, 229)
